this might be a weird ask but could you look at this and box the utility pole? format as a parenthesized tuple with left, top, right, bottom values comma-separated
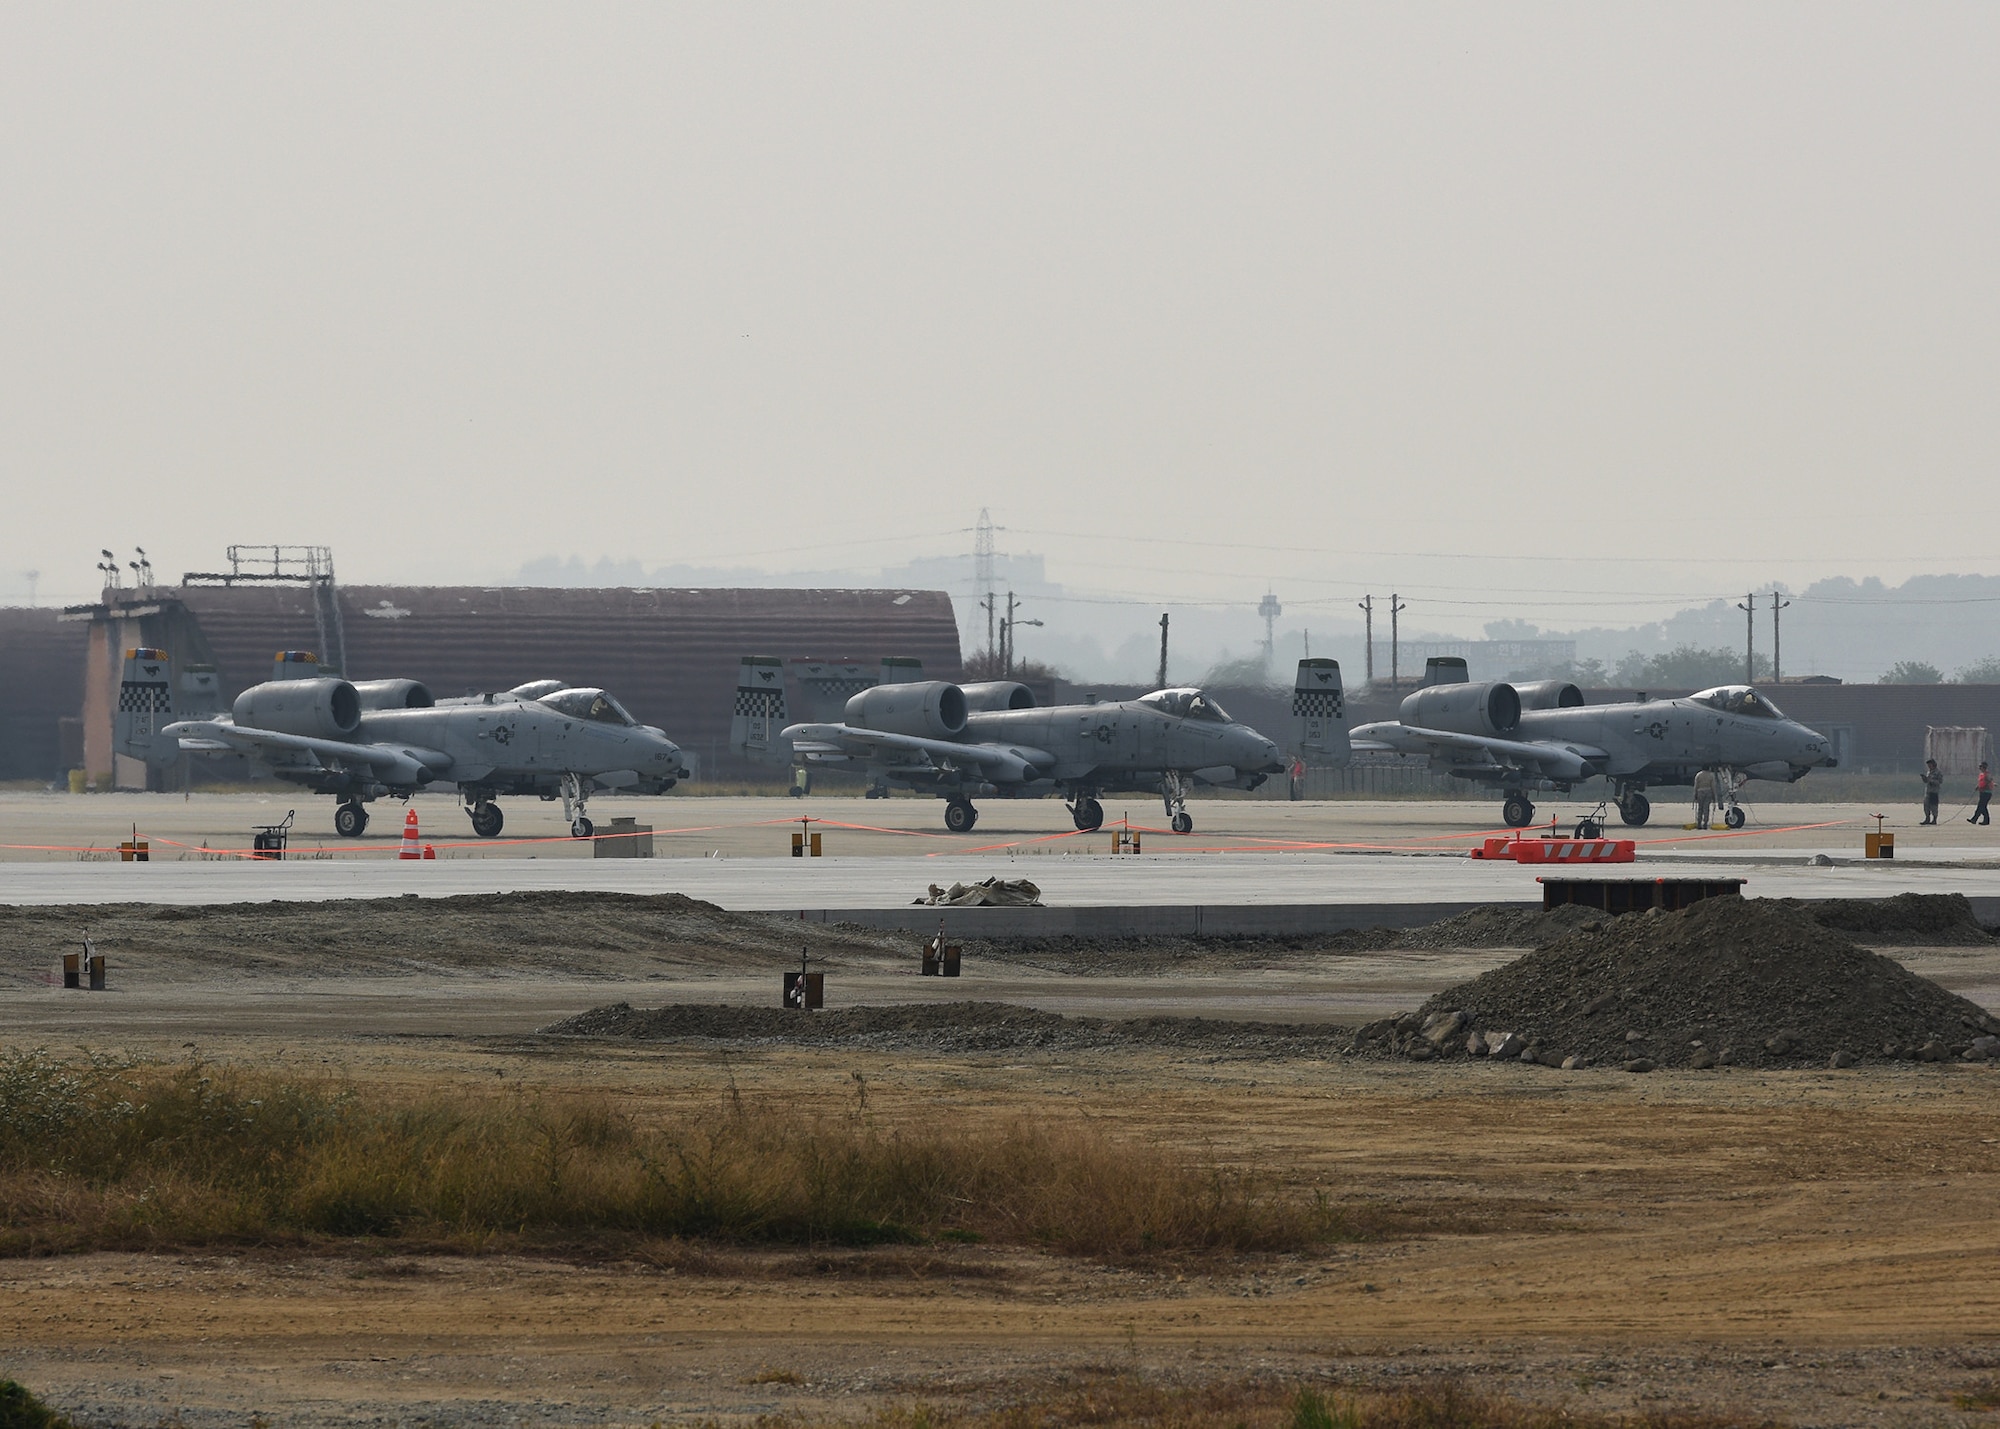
(1736, 592, 1755, 684)
(1157, 613, 1170, 689)
(1357, 596, 1374, 687)
(1258, 591, 1282, 666)
(1771, 590, 1790, 685)
(23, 570, 37, 607)
(998, 591, 1041, 676)
(1389, 594, 1409, 694)
(974, 509, 998, 663)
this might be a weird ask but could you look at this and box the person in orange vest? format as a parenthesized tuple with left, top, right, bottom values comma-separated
(1971, 763, 1993, 826)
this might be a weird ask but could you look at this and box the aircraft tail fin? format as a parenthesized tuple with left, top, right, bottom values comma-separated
(1292, 658, 1350, 765)
(115, 648, 175, 762)
(1421, 656, 1468, 687)
(271, 650, 322, 682)
(879, 656, 923, 685)
(729, 656, 789, 763)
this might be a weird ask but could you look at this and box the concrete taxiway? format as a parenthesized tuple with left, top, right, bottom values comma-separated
(3, 792, 1995, 931)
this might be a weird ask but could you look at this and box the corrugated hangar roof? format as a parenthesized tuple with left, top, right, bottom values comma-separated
(173, 584, 963, 778)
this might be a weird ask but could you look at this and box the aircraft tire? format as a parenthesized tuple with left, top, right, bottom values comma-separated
(944, 799, 977, 834)
(1724, 806, 1746, 830)
(1618, 793, 1651, 827)
(334, 802, 368, 838)
(1073, 798, 1104, 832)
(1502, 795, 1534, 828)
(1171, 811, 1193, 835)
(469, 802, 504, 839)
(571, 817, 595, 839)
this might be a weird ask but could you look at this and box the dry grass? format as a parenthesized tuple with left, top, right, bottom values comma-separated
(723, 1378, 1779, 1429)
(0, 1052, 1347, 1258)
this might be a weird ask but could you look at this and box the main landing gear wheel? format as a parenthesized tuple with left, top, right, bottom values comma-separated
(1502, 794, 1535, 828)
(1171, 811, 1194, 835)
(469, 802, 504, 839)
(944, 799, 978, 834)
(1618, 793, 1651, 827)
(334, 802, 368, 838)
(1723, 806, 1746, 830)
(571, 817, 595, 839)
(1072, 798, 1104, 832)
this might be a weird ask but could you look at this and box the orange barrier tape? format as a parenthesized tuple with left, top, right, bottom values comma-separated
(1633, 819, 1850, 846)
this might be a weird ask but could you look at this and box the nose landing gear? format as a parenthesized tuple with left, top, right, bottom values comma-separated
(558, 772, 595, 839)
(1160, 773, 1194, 835)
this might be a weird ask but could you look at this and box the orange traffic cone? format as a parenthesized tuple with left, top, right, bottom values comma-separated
(422, 843, 436, 860)
(399, 806, 421, 860)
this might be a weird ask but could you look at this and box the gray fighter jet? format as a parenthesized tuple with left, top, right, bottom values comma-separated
(115, 648, 686, 839)
(1349, 663, 1836, 829)
(747, 660, 1317, 834)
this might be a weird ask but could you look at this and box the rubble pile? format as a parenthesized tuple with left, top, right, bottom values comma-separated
(1353, 896, 2000, 1071)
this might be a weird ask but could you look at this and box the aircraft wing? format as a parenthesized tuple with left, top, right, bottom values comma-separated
(782, 723, 1056, 784)
(1349, 722, 1606, 781)
(162, 721, 454, 783)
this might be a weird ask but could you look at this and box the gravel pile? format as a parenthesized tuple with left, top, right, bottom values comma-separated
(542, 1000, 1353, 1058)
(1353, 896, 2000, 1071)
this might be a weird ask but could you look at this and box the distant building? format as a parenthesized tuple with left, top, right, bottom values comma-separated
(1398, 639, 1578, 683)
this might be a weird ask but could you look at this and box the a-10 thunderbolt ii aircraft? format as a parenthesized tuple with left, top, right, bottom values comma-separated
(115, 649, 686, 839)
(730, 655, 1334, 833)
(1349, 659, 1836, 830)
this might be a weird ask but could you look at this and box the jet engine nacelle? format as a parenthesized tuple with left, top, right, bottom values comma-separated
(350, 679, 435, 711)
(1511, 680, 1583, 711)
(1398, 681, 1521, 737)
(232, 678, 362, 739)
(844, 680, 968, 739)
(957, 681, 1036, 712)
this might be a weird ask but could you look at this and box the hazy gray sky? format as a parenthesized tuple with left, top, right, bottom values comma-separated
(4, 4, 1996, 635)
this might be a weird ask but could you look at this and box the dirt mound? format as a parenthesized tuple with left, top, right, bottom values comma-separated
(1354, 897, 2000, 1070)
(0, 890, 911, 981)
(1796, 891, 1996, 945)
(1392, 902, 1603, 950)
(542, 1000, 1353, 1057)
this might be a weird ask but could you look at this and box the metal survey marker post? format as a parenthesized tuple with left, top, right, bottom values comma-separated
(783, 945, 825, 1009)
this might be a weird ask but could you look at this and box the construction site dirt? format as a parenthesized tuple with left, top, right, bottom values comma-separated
(5, 891, 2000, 1426)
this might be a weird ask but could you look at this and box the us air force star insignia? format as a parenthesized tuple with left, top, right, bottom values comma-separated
(1647, 722, 1666, 739)
(1095, 724, 1112, 743)
(493, 726, 512, 745)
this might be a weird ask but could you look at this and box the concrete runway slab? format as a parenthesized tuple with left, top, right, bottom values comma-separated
(0, 846, 1994, 911)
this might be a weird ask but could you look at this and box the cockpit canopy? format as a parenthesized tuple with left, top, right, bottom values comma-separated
(1137, 687, 1234, 723)
(540, 687, 637, 725)
(1691, 685, 1786, 720)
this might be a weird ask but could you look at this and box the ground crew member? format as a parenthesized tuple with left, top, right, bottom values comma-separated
(1693, 767, 1717, 828)
(1922, 759, 1944, 824)
(1972, 763, 1993, 825)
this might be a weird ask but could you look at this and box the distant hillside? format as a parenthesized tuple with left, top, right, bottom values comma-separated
(1552, 575, 2000, 684)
